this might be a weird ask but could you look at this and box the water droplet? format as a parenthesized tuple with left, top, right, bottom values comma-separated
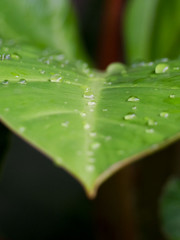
(83, 88, 94, 99)
(49, 74, 62, 82)
(40, 70, 45, 74)
(2, 80, 9, 85)
(106, 62, 126, 75)
(89, 132, 96, 137)
(160, 112, 169, 118)
(80, 112, 86, 117)
(91, 142, 101, 150)
(18, 79, 27, 84)
(132, 106, 137, 110)
(146, 118, 157, 126)
(88, 101, 96, 106)
(124, 113, 136, 120)
(84, 123, 90, 130)
(56, 157, 63, 164)
(145, 128, 154, 134)
(86, 165, 95, 172)
(11, 53, 21, 60)
(102, 109, 108, 112)
(169, 94, 175, 99)
(128, 96, 140, 102)
(61, 121, 69, 127)
(173, 67, 179, 71)
(155, 63, 169, 74)
(19, 127, 25, 133)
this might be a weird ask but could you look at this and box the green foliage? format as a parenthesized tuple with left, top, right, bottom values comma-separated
(125, 0, 180, 63)
(1, 41, 180, 196)
(160, 178, 180, 240)
(124, 0, 159, 63)
(0, 0, 87, 61)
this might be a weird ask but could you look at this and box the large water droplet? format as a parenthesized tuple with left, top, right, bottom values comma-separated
(124, 113, 136, 120)
(128, 96, 140, 102)
(91, 142, 101, 150)
(106, 62, 126, 75)
(11, 53, 21, 60)
(18, 79, 27, 84)
(160, 112, 169, 118)
(49, 74, 62, 83)
(155, 63, 169, 74)
(169, 94, 175, 99)
(83, 88, 94, 99)
(145, 128, 154, 134)
(2, 80, 9, 85)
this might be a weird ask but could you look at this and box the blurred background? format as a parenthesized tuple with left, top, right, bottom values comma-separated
(1, 0, 180, 239)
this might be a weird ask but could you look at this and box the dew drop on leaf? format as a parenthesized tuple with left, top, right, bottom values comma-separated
(88, 101, 96, 106)
(128, 96, 140, 102)
(89, 132, 96, 137)
(83, 88, 94, 99)
(155, 63, 169, 74)
(160, 112, 169, 118)
(106, 62, 126, 75)
(91, 142, 101, 150)
(124, 113, 136, 120)
(145, 128, 154, 134)
(84, 123, 91, 130)
(146, 118, 158, 126)
(169, 94, 175, 99)
(80, 112, 86, 117)
(61, 121, 69, 127)
(11, 53, 21, 60)
(86, 165, 95, 172)
(18, 79, 27, 84)
(49, 74, 62, 83)
(2, 80, 9, 85)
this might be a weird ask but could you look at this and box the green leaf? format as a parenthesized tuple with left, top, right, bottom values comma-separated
(1, 42, 180, 197)
(0, 0, 87, 61)
(124, 0, 159, 63)
(124, 0, 180, 63)
(151, 0, 180, 60)
(160, 178, 180, 240)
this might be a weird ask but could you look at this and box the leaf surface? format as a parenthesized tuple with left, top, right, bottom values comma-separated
(1, 43, 180, 197)
(0, 0, 87, 61)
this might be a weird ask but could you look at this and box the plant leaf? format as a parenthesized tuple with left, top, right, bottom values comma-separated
(124, 0, 159, 63)
(0, 0, 87, 61)
(1, 42, 180, 197)
(160, 178, 180, 240)
(124, 0, 180, 63)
